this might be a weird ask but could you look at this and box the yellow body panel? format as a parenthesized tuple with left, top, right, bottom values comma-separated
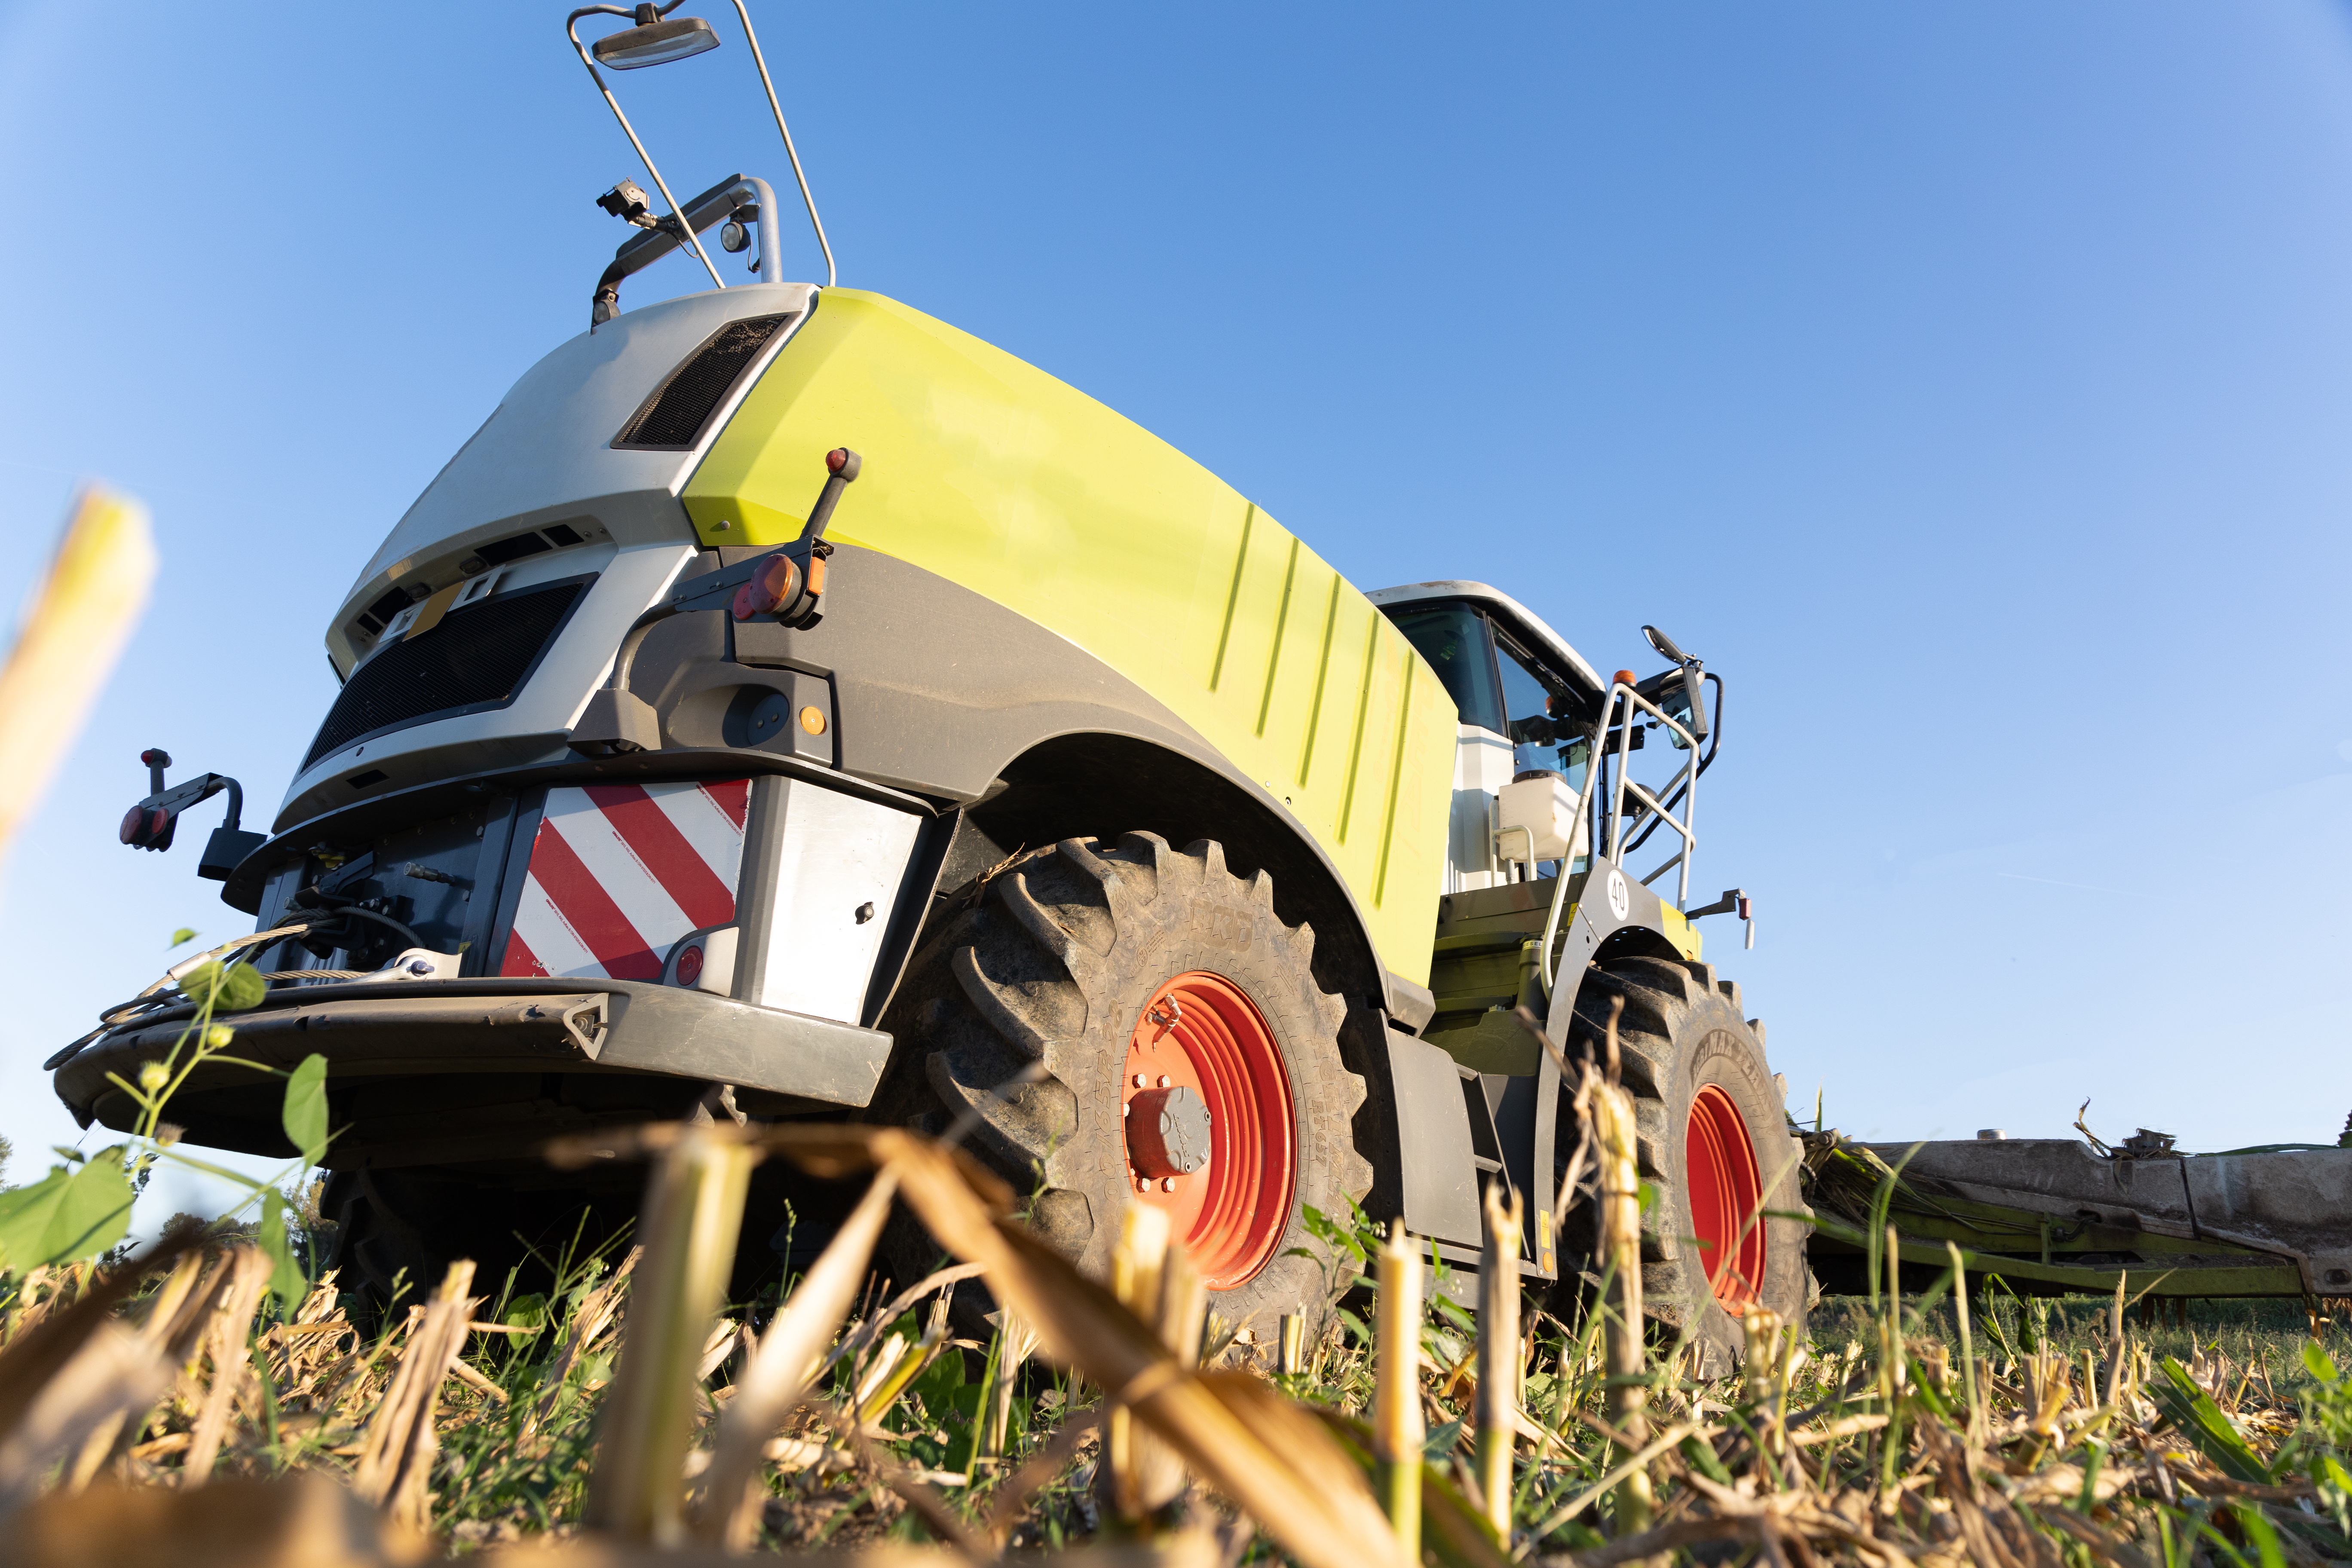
(684, 290, 1456, 982)
(1658, 904, 1702, 962)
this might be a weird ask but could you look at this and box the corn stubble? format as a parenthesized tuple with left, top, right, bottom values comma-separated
(0, 1121, 2346, 1567)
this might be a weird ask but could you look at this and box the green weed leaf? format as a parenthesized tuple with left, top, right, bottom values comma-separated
(2153, 1356, 2269, 1483)
(169, 927, 198, 948)
(181, 960, 268, 1013)
(2233, 1502, 2288, 1568)
(281, 1054, 329, 1166)
(0, 1148, 135, 1273)
(502, 1293, 549, 1332)
(2305, 1341, 2340, 1386)
(257, 1189, 308, 1304)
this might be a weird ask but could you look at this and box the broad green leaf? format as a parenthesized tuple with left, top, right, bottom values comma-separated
(281, 1054, 329, 1165)
(0, 1149, 135, 1273)
(2305, 1341, 2340, 1385)
(257, 1190, 308, 1304)
(169, 927, 197, 948)
(181, 960, 268, 1013)
(501, 1293, 549, 1332)
(2154, 1356, 2269, 1483)
(2234, 1503, 2288, 1568)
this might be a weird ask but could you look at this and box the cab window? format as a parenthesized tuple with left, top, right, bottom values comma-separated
(1387, 603, 1505, 733)
(1496, 631, 1589, 787)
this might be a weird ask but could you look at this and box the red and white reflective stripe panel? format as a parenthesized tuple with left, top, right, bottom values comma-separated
(498, 779, 750, 982)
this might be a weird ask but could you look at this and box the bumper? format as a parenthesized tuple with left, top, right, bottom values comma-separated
(56, 977, 893, 1165)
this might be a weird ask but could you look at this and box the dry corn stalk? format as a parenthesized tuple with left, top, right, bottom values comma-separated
(351, 1259, 478, 1531)
(0, 1228, 209, 1513)
(0, 485, 156, 874)
(765, 1124, 1400, 1568)
(1374, 1218, 1424, 1563)
(1587, 996, 1653, 1537)
(694, 1169, 897, 1548)
(524, 1248, 638, 1440)
(180, 1246, 274, 1489)
(979, 1306, 1040, 1468)
(585, 1124, 753, 1545)
(4, 1470, 431, 1568)
(1475, 1183, 1522, 1538)
(1099, 1204, 1206, 1527)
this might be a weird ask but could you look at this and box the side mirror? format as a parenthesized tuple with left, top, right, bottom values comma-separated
(1678, 667, 1708, 741)
(1639, 625, 1707, 744)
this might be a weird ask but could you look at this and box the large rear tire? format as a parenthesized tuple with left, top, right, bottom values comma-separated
(1567, 953, 1812, 1376)
(876, 832, 1375, 1330)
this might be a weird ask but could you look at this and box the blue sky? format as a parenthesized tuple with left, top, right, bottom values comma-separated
(4, 2, 2352, 1224)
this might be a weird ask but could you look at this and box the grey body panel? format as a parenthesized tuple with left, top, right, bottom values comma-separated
(58, 977, 892, 1145)
(715, 542, 1234, 803)
(1386, 1031, 1484, 1247)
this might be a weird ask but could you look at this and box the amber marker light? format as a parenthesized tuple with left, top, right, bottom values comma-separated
(731, 554, 799, 621)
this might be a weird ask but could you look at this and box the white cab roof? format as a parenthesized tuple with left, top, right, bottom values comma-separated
(1365, 580, 1606, 695)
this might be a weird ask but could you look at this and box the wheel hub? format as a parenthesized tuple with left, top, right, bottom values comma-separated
(1123, 971, 1296, 1289)
(1684, 1082, 1767, 1310)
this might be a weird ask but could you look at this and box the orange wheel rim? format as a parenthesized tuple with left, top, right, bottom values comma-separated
(1122, 971, 1297, 1290)
(1684, 1083, 1767, 1310)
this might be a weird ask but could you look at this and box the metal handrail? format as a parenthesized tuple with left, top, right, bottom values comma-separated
(567, 6, 728, 293)
(1534, 680, 1703, 994)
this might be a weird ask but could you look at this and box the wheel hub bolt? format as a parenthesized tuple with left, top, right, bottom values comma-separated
(1125, 1084, 1211, 1179)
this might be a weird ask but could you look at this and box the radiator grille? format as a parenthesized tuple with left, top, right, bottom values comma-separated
(306, 578, 591, 769)
(612, 312, 796, 450)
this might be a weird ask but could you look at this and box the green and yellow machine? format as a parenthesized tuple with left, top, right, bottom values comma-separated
(52, 0, 1814, 1366)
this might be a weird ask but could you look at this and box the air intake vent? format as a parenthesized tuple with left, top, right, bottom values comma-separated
(304, 576, 593, 769)
(612, 312, 797, 450)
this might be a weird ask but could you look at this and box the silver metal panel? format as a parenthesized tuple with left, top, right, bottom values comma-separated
(756, 781, 925, 1023)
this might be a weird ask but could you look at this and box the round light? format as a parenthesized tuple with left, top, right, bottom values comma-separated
(730, 554, 799, 621)
(677, 943, 704, 986)
(1613, 668, 1637, 687)
(798, 705, 827, 736)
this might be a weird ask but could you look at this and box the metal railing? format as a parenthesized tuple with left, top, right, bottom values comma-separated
(1534, 679, 1703, 993)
